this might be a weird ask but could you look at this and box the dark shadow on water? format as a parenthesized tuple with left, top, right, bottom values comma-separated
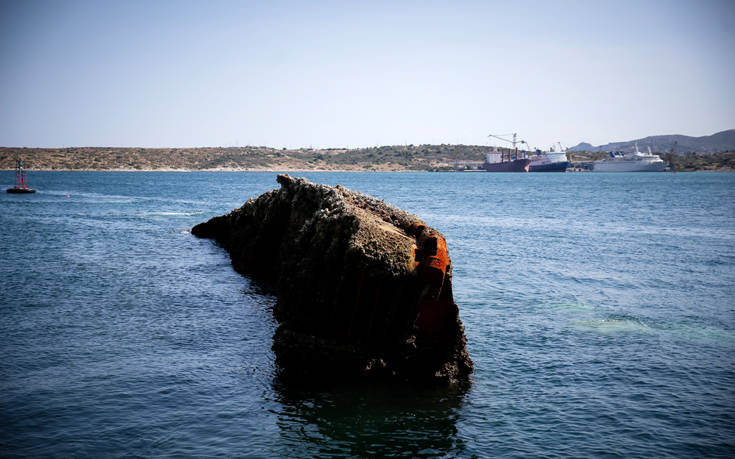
(240, 276, 278, 298)
(271, 378, 469, 457)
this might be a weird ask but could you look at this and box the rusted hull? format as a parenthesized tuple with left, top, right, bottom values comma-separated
(483, 159, 531, 172)
(192, 174, 473, 384)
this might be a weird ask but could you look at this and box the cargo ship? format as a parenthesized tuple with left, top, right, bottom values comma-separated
(6, 158, 36, 193)
(482, 151, 531, 172)
(483, 132, 532, 172)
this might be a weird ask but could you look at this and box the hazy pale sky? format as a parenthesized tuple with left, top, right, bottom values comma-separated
(1, 0, 733, 149)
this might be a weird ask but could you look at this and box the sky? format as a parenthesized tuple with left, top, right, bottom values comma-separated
(1, 0, 734, 149)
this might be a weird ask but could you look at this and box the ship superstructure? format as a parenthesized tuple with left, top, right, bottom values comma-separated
(593, 145, 666, 172)
(529, 144, 570, 172)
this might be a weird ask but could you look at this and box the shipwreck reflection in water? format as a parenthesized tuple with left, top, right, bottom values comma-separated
(271, 380, 468, 457)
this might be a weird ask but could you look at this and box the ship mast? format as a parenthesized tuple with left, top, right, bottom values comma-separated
(487, 133, 529, 162)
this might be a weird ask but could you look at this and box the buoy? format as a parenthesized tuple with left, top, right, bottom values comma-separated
(65, 194, 70, 198)
(6, 158, 36, 193)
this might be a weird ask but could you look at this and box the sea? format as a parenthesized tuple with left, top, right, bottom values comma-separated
(1, 171, 734, 458)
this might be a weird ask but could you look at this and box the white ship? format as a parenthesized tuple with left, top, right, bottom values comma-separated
(592, 145, 666, 172)
(528, 146, 569, 172)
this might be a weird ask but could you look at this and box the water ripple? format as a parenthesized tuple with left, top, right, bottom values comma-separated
(1, 171, 734, 457)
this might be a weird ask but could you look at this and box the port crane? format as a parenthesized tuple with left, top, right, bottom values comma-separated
(487, 133, 530, 162)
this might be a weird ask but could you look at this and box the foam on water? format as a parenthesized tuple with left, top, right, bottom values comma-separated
(142, 211, 206, 217)
(573, 316, 653, 334)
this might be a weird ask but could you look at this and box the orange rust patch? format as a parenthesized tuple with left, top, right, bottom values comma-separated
(415, 234, 452, 335)
(419, 235, 448, 287)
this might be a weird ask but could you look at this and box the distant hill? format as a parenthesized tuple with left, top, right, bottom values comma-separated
(571, 142, 594, 151)
(569, 129, 735, 154)
(2, 141, 733, 172)
(0, 144, 491, 171)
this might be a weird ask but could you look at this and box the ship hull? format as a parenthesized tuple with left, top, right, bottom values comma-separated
(592, 160, 666, 172)
(483, 159, 531, 172)
(529, 161, 569, 172)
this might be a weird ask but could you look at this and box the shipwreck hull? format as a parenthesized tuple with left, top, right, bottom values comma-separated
(192, 175, 473, 384)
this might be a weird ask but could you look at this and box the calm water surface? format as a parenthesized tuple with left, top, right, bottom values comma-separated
(1, 171, 734, 457)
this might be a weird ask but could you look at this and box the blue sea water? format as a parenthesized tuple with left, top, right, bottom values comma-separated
(1, 171, 734, 458)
